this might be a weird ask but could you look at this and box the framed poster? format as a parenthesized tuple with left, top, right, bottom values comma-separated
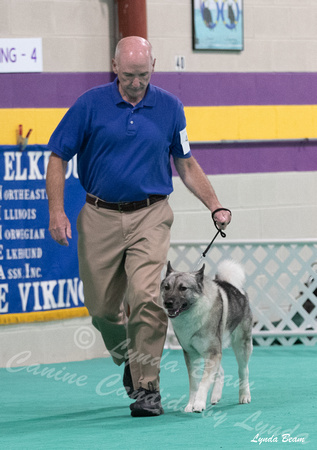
(192, 0, 244, 51)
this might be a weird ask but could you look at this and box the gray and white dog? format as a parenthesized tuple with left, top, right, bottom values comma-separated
(161, 259, 253, 413)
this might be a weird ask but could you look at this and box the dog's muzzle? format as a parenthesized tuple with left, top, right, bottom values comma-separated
(164, 300, 190, 319)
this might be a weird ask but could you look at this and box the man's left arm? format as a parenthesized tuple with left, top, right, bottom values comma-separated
(173, 156, 231, 230)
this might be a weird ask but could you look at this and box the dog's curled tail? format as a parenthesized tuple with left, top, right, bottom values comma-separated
(216, 259, 246, 293)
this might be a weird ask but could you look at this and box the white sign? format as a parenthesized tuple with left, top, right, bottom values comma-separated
(175, 55, 185, 71)
(0, 38, 43, 73)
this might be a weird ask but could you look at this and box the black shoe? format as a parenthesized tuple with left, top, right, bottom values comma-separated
(130, 387, 164, 417)
(123, 360, 138, 399)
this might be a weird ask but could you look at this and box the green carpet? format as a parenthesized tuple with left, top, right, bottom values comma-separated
(1, 346, 316, 449)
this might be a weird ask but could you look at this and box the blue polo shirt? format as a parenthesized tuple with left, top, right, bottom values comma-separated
(48, 78, 192, 202)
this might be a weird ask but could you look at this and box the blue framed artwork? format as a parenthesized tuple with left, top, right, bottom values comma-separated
(192, 0, 244, 51)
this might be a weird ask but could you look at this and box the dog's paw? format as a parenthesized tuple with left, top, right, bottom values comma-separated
(211, 393, 222, 405)
(239, 392, 251, 404)
(184, 403, 194, 413)
(192, 400, 206, 413)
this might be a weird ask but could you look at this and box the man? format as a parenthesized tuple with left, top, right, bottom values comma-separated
(46, 36, 231, 417)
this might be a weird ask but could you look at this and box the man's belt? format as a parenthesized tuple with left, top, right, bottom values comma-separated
(86, 194, 167, 212)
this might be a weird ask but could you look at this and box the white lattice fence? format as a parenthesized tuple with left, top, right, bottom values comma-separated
(166, 239, 317, 346)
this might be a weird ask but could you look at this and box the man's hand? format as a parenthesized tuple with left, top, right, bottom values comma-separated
(49, 211, 72, 246)
(212, 208, 232, 231)
(46, 153, 70, 246)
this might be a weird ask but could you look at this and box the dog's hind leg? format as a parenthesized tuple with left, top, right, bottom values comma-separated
(183, 350, 202, 413)
(231, 323, 253, 404)
(210, 364, 224, 405)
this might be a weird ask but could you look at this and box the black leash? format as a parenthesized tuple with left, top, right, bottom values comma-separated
(195, 208, 232, 269)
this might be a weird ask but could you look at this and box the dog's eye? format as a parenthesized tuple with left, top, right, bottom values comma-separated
(164, 285, 170, 291)
(179, 286, 187, 292)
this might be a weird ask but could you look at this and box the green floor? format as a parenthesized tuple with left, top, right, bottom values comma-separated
(1, 346, 316, 449)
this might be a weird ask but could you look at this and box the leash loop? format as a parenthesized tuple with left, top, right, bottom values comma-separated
(211, 207, 232, 239)
(195, 208, 232, 269)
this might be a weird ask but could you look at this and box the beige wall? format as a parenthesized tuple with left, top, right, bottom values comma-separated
(170, 172, 317, 241)
(1, 0, 317, 72)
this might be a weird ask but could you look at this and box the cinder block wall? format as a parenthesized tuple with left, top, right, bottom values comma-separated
(150, 0, 317, 72)
(2, 0, 317, 73)
(1, 0, 116, 72)
(169, 172, 317, 241)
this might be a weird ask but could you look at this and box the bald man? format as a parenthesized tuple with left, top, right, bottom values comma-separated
(46, 36, 231, 417)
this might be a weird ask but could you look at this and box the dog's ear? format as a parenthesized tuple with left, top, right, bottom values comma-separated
(166, 261, 174, 276)
(195, 264, 205, 289)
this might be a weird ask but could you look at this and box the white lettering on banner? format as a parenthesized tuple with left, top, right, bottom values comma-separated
(7, 268, 23, 280)
(6, 264, 42, 280)
(4, 209, 37, 220)
(0, 147, 85, 317)
(3, 188, 47, 201)
(65, 155, 78, 179)
(0, 284, 9, 313)
(24, 264, 41, 279)
(3, 228, 45, 240)
(3, 152, 78, 181)
(6, 247, 42, 260)
(18, 278, 84, 312)
(3, 151, 50, 181)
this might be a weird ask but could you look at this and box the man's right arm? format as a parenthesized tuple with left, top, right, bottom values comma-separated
(46, 153, 72, 246)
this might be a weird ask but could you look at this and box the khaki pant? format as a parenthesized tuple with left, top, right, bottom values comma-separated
(77, 198, 173, 391)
